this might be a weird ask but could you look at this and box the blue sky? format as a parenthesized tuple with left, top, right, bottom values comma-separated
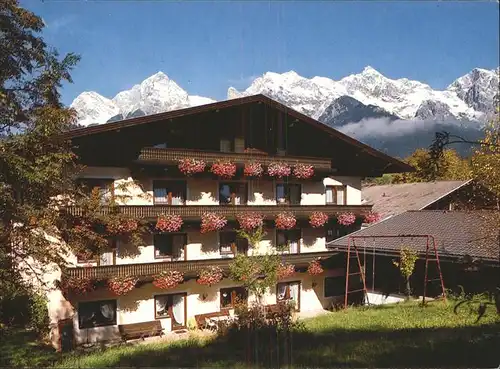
(23, 1, 499, 106)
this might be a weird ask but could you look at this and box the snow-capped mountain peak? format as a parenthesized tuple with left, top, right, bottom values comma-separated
(228, 66, 493, 121)
(71, 91, 119, 127)
(71, 72, 215, 126)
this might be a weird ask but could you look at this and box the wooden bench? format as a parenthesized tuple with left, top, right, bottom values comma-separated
(118, 320, 164, 341)
(194, 310, 231, 330)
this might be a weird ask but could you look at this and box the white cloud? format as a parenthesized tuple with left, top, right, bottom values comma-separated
(337, 117, 477, 139)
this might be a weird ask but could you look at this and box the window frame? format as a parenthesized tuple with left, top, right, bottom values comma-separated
(276, 281, 301, 311)
(218, 181, 248, 206)
(220, 287, 248, 309)
(153, 233, 187, 260)
(276, 229, 301, 254)
(78, 299, 117, 329)
(153, 180, 187, 205)
(154, 293, 187, 331)
(324, 276, 346, 298)
(325, 185, 347, 205)
(219, 231, 248, 256)
(275, 183, 302, 205)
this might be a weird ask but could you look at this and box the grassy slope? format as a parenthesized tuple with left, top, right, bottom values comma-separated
(2, 299, 499, 368)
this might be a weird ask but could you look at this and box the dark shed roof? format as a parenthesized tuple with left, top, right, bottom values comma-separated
(328, 210, 499, 262)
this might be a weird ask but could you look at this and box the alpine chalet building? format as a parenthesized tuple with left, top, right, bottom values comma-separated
(48, 95, 411, 349)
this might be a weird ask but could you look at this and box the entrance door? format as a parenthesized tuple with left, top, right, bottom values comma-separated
(58, 319, 74, 352)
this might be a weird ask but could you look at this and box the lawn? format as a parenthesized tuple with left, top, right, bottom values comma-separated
(2, 299, 499, 368)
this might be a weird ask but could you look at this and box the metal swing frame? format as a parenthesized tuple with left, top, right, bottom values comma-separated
(344, 234, 447, 309)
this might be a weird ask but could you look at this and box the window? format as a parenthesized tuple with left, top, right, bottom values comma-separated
(219, 231, 248, 256)
(325, 225, 355, 243)
(324, 276, 346, 297)
(276, 229, 301, 254)
(276, 281, 300, 310)
(220, 139, 232, 153)
(234, 137, 245, 153)
(276, 183, 301, 205)
(78, 300, 117, 329)
(325, 185, 346, 205)
(155, 293, 186, 329)
(154, 233, 186, 260)
(153, 181, 186, 205)
(220, 138, 245, 153)
(78, 178, 114, 204)
(220, 287, 248, 309)
(219, 182, 248, 205)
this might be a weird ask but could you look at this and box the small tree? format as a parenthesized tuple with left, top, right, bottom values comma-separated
(230, 227, 281, 304)
(393, 247, 418, 299)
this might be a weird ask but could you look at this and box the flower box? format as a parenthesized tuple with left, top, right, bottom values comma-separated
(307, 259, 324, 276)
(267, 162, 291, 178)
(275, 212, 296, 230)
(293, 164, 314, 179)
(201, 212, 227, 233)
(364, 211, 381, 224)
(210, 161, 236, 179)
(153, 270, 184, 290)
(337, 212, 356, 226)
(196, 266, 224, 286)
(309, 211, 328, 228)
(61, 276, 94, 295)
(156, 214, 183, 232)
(243, 162, 264, 177)
(236, 212, 264, 230)
(178, 158, 206, 176)
(107, 276, 138, 295)
(106, 218, 138, 235)
(277, 263, 295, 280)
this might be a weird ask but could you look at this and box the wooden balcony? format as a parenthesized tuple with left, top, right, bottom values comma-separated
(65, 251, 338, 280)
(65, 204, 372, 220)
(136, 147, 333, 171)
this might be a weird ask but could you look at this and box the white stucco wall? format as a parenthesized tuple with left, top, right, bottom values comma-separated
(81, 167, 362, 207)
(323, 176, 362, 205)
(53, 269, 345, 347)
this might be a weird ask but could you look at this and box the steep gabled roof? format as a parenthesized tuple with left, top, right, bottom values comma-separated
(64, 94, 413, 173)
(327, 210, 499, 262)
(361, 180, 472, 219)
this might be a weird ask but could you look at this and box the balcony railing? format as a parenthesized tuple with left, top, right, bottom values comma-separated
(65, 204, 372, 220)
(65, 251, 338, 280)
(137, 147, 333, 170)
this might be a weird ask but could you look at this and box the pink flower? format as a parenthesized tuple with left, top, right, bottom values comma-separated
(197, 266, 224, 286)
(275, 212, 296, 230)
(178, 158, 206, 175)
(293, 164, 314, 179)
(267, 162, 291, 178)
(364, 211, 381, 224)
(153, 271, 184, 289)
(337, 212, 356, 226)
(237, 212, 264, 230)
(307, 259, 324, 275)
(107, 276, 138, 295)
(156, 214, 183, 232)
(201, 212, 227, 233)
(309, 211, 329, 228)
(210, 161, 236, 179)
(243, 162, 264, 177)
(106, 219, 138, 235)
(277, 263, 295, 280)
